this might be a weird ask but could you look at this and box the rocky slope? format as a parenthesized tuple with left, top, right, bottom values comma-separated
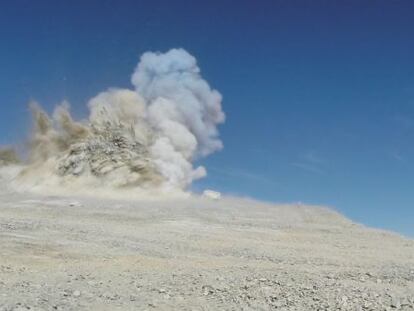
(0, 192, 413, 310)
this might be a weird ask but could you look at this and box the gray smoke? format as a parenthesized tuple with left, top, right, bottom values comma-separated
(1, 49, 225, 196)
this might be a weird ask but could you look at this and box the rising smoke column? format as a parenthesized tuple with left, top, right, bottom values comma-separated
(132, 49, 225, 188)
(4, 49, 225, 193)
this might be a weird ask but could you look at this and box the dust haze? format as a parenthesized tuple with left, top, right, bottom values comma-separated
(0, 49, 224, 198)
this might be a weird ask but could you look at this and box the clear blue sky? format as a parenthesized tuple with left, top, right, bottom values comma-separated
(1, 0, 413, 236)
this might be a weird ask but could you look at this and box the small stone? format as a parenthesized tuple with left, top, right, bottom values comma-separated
(202, 285, 214, 295)
(391, 297, 401, 309)
(73, 290, 81, 297)
(69, 202, 82, 207)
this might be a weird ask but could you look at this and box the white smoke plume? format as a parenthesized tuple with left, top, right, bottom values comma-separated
(0, 49, 225, 196)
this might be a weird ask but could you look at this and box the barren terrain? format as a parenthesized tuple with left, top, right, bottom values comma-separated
(0, 190, 413, 310)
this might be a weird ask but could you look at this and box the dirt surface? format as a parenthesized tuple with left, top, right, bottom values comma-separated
(0, 191, 413, 310)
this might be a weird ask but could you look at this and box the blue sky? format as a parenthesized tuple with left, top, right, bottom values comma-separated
(1, 0, 414, 236)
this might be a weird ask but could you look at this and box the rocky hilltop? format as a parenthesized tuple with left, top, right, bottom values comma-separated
(0, 192, 413, 310)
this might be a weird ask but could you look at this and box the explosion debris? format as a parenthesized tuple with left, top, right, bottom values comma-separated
(1, 49, 225, 195)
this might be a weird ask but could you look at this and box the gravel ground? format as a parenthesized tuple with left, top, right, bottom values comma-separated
(0, 191, 413, 310)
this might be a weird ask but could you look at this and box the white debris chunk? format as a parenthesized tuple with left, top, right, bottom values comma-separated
(202, 190, 221, 200)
